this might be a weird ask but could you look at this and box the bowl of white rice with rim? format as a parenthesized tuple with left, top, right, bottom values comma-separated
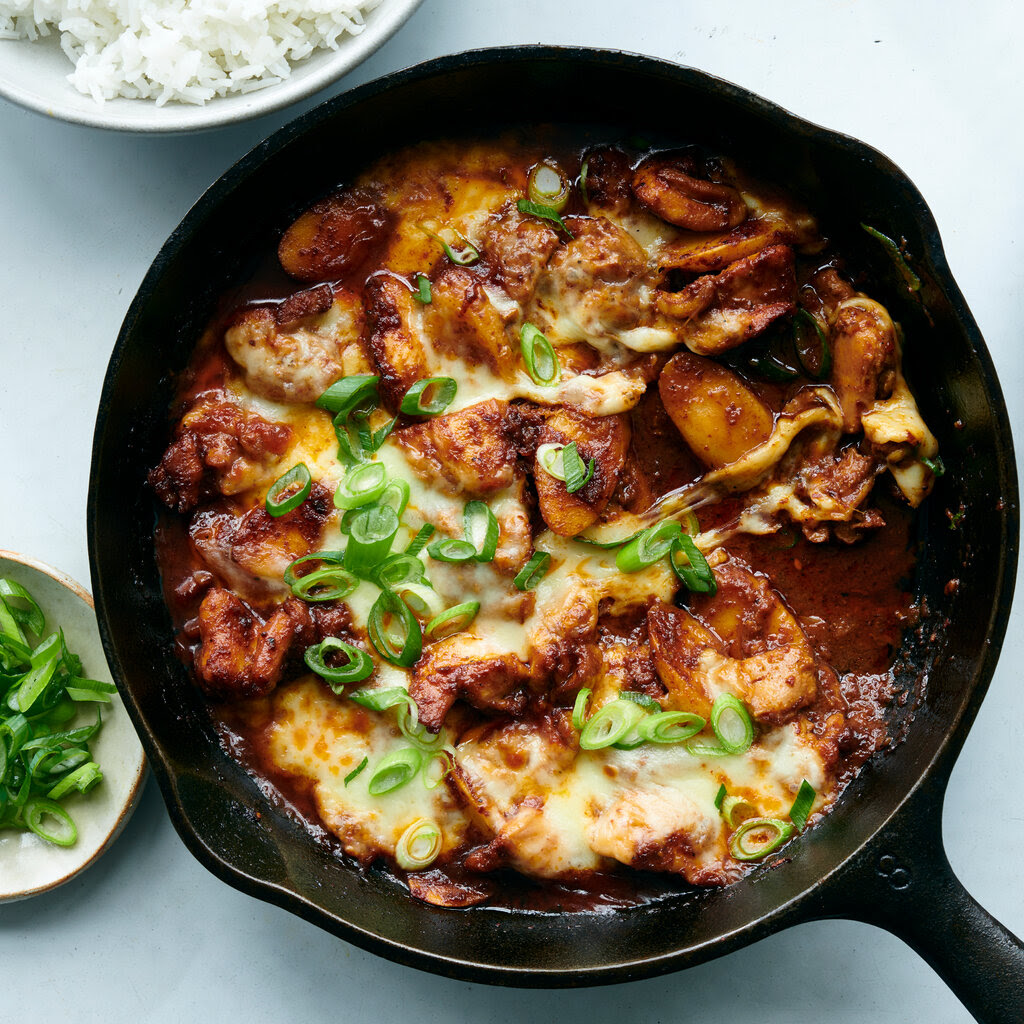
(0, 0, 422, 131)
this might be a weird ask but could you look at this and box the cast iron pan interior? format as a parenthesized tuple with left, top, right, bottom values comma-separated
(88, 47, 1020, 1015)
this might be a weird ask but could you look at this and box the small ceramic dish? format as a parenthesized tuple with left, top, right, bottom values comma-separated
(0, 0, 422, 133)
(0, 550, 146, 902)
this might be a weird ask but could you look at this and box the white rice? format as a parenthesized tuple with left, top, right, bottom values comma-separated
(0, 0, 382, 105)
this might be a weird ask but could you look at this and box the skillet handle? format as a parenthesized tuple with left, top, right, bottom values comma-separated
(825, 776, 1024, 1023)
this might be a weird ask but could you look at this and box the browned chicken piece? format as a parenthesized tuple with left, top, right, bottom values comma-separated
(830, 299, 898, 432)
(533, 215, 650, 343)
(479, 211, 560, 304)
(633, 154, 747, 232)
(149, 397, 292, 512)
(656, 244, 797, 355)
(648, 558, 818, 724)
(657, 219, 792, 274)
(364, 272, 430, 409)
(804, 266, 856, 323)
(793, 442, 883, 533)
(223, 286, 367, 404)
(659, 350, 774, 469)
(190, 482, 332, 602)
(195, 588, 301, 699)
(426, 266, 519, 375)
(531, 407, 630, 536)
(580, 146, 635, 213)
(395, 399, 516, 497)
(278, 188, 390, 282)
(410, 634, 534, 731)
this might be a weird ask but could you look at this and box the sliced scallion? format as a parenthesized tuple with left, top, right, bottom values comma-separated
(527, 162, 571, 212)
(516, 198, 573, 236)
(427, 537, 477, 564)
(669, 535, 717, 595)
(921, 455, 945, 477)
(578, 698, 647, 751)
(424, 601, 480, 641)
(789, 779, 816, 832)
(729, 817, 795, 861)
(23, 797, 77, 847)
(290, 566, 359, 603)
(415, 274, 432, 304)
(636, 710, 706, 744)
(367, 590, 423, 668)
(721, 795, 758, 828)
(304, 637, 375, 693)
(710, 694, 755, 755)
(714, 783, 727, 811)
(420, 225, 479, 266)
(284, 550, 347, 589)
(519, 323, 560, 386)
(396, 817, 442, 870)
(367, 747, 423, 796)
(343, 504, 400, 575)
(400, 377, 458, 417)
(405, 523, 435, 556)
(344, 756, 368, 786)
(513, 550, 551, 591)
(317, 375, 380, 418)
(265, 463, 312, 518)
(463, 500, 499, 562)
(571, 687, 592, 731)
(615, 520, 682, 574)
(333, 461, 388, 510)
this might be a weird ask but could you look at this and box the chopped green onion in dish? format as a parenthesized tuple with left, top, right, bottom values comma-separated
(669, 535, 717, 595)
(728, 817, 795, 861)
(578, 697, 647, 750)
(415, 274, 432, 304)
(788, 779, 817, 831)
(516, 198, 573, 236)
(344, 504, 400, 574)
(721, 795, 758, 828)
(537, 442, 594, 494)
(400, 376, 458, 416)
(0, 578, 110, 847)
(404, 523, 435, 555)
(333, 461, 388, 510)
(463, 500, 499, 562)
(792, 308, 832, 381)
(395, 581, 445, 621)
(513, 550, 551, 591)
(367, 590, 423, 668)
(265, 463, 312, 517)
(519, 323, 560, 386)
(316, 374, 380, 418)
(636, 710, 705, 744)
(714, 783, 727, 811)
(425, 601, 480, 641)
(709, 693, 755, 755)
(921, 455, 945, 477)
(396, 817, 442, 870)
(571, 687, 592, 731)
(303, 637, 374, 693)
(615, 519, 682, 573)
(527, 162, 571, 212)
(289, 565, 360, 603)
(420, 225, 479, 266)
(367, 747, 423, 796)
(344, 756, 368, 787)
(427, 537, 477, 564)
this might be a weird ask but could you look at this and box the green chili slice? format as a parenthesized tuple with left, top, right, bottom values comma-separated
(400, 377, 458, 417)
(367, 747, 423, 796)
(463, 500, 499, 562)
(516, 198, 573, 236)
(519, 323, 560, 386)
(266, 463, 312, 518)
(792, 308, 832, 380)
(513, 550, 551, 591)
(729, 817, 795, 861)
(861, 223, 922, 292)
(304, 637, 374, 693)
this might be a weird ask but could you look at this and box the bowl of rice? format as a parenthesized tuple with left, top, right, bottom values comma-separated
(0, 0, 423, 132)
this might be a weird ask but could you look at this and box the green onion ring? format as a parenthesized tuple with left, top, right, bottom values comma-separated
(669, 535, 717, 595)
(0, 580, 46, 636)
(427, 537, 477, 564)
(527, 162, 571, 212)
(23, 797, 78, 847)
(619, 690, 661, 712)
(304, 637, 375, 693)
(579, 159, 590, 204)
(400, 376, 458, 417)
(290, 566, 359, 603)
(344, 756, 368, 786)
(395, 816, 442, 869)
(46, 761, 103, 800)
(714, 783, 727, 811)
(463, 500, 499, 562)
(367, 591, 423, 668)
(637, 710, 706, 744)
(378, 478, 411, 518)
(710, 693, 755, 755)
(424, 601, 480, 641)
(284, 550, 347, 589)
(420, 225, 479, 266)
(615, 520, 683, 574)
(265, 463, 312, 518)
(367, 747, 423, 796)
(516, 198, 573, 236)
(721, 794, 758, 828)
(729, 817, 795, 861)
(415, 274, 432, 304)
(372, 553, 427, 589)
(395, 582, 445, 621)
(405, 523, 435, 556)
(788, 779, 817, 831)
(537, 442, 568, 481)
(571, 687, 592, 731)
(579, 698, 647, 751)
(316, 375, 380, 417)
(333, 461, 388, 510)
(513, 550, 551, 591)
(921, 455, 945, 477)
(422, 750, 454, 790)
(343, 504, 400, 574)
(519, 323, 560, 386)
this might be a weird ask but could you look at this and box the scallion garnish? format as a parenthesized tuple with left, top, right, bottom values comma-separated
(304, 637, 375, 693)
(792, 308, 832, 381)
(921, 455, 945, 477)
(395, 817, 442, 870)
(636, 710, 706, 744)
(372, 553, 428, 590)
(615, 520, 682, 574)
(537, 442, 595, 494)
(343, 504, 400, 575)
(284, 550, 347, 589)
(424, 601, 480, 641)
(400, 377, 458, 417)
(316, 374, 380, 417)
(571, 687, 592, 731)
(714, 783, 727, 811)
(861, 223, 922, 292)
(463, 500, 499, 562)
(367, 747, 423, 796)
(265, 463, 312, 518)
(709, 694, 755, 755)
(23, 797, 77, 847)
(422, 750, 454, 790)
(788, 779, 816, 832)
(290, 565, 360, 603)
(669, 535, 717, 595)
(427, 537, 477, 564)
(721, 795, 757, 828)
(513, 550, 551, 591)
(333, 461, 388, 510)
(420, 225, 479, 266)
(405, 523, 435, 556)
(415, 274, 432, 304)
(578, 698, 647, 750)
(519, 323, 560, 386)
(728, 817, 795, 861)
(516, 198, 573, 236)
(367, 590, 423, 668)
(395, 581, 445, 621)
(618, 690, 661, 712)
(344, 756, 368, 786)
(377, 478, 411, 518)
(527, 162, 571, 212)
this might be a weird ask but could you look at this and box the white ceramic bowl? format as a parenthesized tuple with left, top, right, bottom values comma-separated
(0, 551, 147, 902)
(0, 0, 422, 132)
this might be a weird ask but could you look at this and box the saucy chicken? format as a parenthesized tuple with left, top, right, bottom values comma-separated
(151, 135, 936, 905)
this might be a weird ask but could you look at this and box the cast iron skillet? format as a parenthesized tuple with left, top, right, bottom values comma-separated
(88, 47, 1021, 1020)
